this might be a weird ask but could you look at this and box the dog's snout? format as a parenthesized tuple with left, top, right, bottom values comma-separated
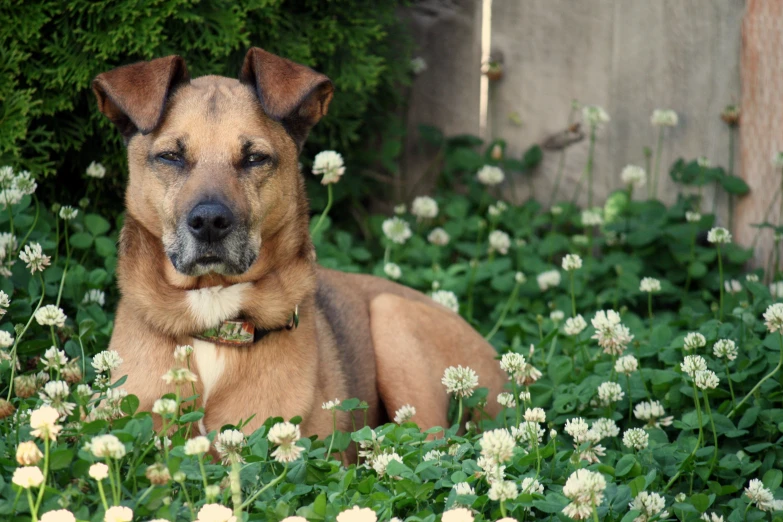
(187, 201, 235, 242)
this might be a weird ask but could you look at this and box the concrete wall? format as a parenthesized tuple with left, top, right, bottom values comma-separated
(405, 0, 745, 221)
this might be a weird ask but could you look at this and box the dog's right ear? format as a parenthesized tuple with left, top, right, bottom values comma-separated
(92, 56, 190, 137)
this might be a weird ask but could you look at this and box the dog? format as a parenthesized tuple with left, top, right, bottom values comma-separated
(92, 48, 507, 443)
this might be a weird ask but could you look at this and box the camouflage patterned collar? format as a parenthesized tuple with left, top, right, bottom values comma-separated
(193, 305, 299, 347)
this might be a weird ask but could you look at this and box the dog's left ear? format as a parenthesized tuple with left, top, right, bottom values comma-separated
(240, 47, 334, 149)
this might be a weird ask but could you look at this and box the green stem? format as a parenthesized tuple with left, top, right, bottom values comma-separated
(592, 503, 600, 522)
(691, 382, 704, 452)
(19, 194, 40, 250)
(652, 128, 664, 200)
(510, 380, 521, 426)
(26, 488, 37, 522)
(455, 396, 464, 430)
(717, 245, 724, 321)
(240, 464, 288, 509)
(230, 459, 243, 519)
(648, 293, 654, 338)
(500, 500, 507, 518)
(485, 282, 520, 341)
(96, 479, 110, 512)
(625, 374, 633, 423)
(730, 331, 783, 418)
(703, 391, 719, 477)
(6, 274, 47, 400)
(198, 457, 209, 490)
(310, 184, 333, 237)
(34, 438, 49, 513)
(724, 360, 736, 408)
(56, 225, 71, 308)
(326, 411, 337, 459)
(569, 272, 576, 317)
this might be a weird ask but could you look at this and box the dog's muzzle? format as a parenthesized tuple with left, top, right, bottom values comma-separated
(166, 200, 258, 276)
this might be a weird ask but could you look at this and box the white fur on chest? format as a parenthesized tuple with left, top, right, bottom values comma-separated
(192, 338, 225, 435)
(186, 283, 251, 328)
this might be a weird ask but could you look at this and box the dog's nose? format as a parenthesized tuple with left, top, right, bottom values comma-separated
(187, 201, 235, 242)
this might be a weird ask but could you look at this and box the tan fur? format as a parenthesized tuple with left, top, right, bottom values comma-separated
(96, 48, 506, 444)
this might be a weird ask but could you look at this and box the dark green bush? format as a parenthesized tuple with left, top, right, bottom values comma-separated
(0, 0, 412, 197)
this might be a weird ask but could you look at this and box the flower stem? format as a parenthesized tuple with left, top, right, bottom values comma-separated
(702, 391, 719, 477)
(500, 500, 507, 517)
(569, 272, 577, 317)
(730, 331, 783, 418)
(240, 464, 288, 509)
(485, 282, 520, 341)
(6, 275, 47, 400)
(26, 488, 37, 522)
(310, 184, 333, 237)
(717, 245, 724, 321)
(647, 293, 654, 338)
(34, 438, 49, 513)
(198, 457, 209, 490)
(724, 360, 736, 408)
(691, 382, 704, 452)
(230, 458, 243, 519)
(455, 396, 464, 430)
(326, 411, 337, 459)
(96, 479, 110, 512)
(625, 374, 633, 423)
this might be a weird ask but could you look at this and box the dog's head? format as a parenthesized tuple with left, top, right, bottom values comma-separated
(93, 48, 332, 277)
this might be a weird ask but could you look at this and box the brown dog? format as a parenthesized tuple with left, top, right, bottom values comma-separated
(92, 48, 506, 441)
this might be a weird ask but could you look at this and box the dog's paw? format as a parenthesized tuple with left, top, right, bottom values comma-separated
(186, 283, 252, 329)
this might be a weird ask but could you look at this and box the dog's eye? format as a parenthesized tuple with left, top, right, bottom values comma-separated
(245, 153, 270, 167)
(157, 152, 183, 164)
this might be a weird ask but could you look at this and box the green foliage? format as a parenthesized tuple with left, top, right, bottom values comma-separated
(0, 0, 412, 202)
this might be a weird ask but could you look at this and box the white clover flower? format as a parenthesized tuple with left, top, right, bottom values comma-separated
(34, 305, 66, 328)
(442, 365, 478, 398)
(86, 161, 106, 179)
(16, 441, 42, 466)
(488, 480, 518, 502)
(499, 352, 526, 380)
(393, 204, 406, 215)
(590, 418, 619, 439)
(771, 282, 783, 299)
(597, 382, 624, 406)
(488, 230, 511, 255)
(42, 346, 68, 371)
(393, 404, 416, 424)
(184, 436, 210, 456)
(427, 227, 450, 246)
(11, 170, 35, 195)
(312, 150, 345, 185)
(713, 339, 738, 361)
(701, 513, 725, 522)
(84, 434, 126, 459)
(453, 482, 475, 496)
(724, 279, 742, 294)
(59, 205, 78, 220)
(162, 368, 198, 385)
(630, 491, 668, 522)
(515, 271, 527, 284)
(39, 380, 75, 417)
(582, 105, 610, 127)
(591, 310, 633, 355)
(564, 417, 590, 443)
(480, 428, 515, 465)
(519, 390, 531, 402)
(537, 270, 561, 291)
(562, 254, 583, 271)
(683, 332, 706, 351)
(550, 310, 565, 323)
(621, 165, 646, 188)
(89, 462, 109, 480)
(681, 355, 707, 377)
(615, 355, 638, 375)
(524, 407, 546, 423)
(372, 450, 403, 477)
(422, 449, 444, 462)
(173, 344, 193, 363)
(194, 504, 236, 522)
(764, 302, 783, 333)
(411, 196, 438, 219)
(82, 289, 106, 307)
(12, 466, 45, 489)
(268, 421, 303, 463)
(746, 274, 759, 283)
(581, 208, 603, 227)
(431, 290, 459, 313)
(497, 392, 516, 408)
(650, 109, 678, 127)
(488, 200, 508, 217)
(745, 478, 775, 511)
(18, 243, 50, 273)
(441, 508, 473, 522)
(562, 469, 607, 520)
(382, 217, 412, 244)
(0, 165, 13, 184)
(41, 510, 76, 522)
(707, 227, 732, 244)
(521, 476, 545, 495)
(564, 314, 587, 336)
(0, 289, 9, 313)
(74, 383, 92, 399)
(152, 398, 177, 416)
(321, 398, 340, 412)
(623, 428, 649, 450)
(694, 369, 720, 390)
(214, 429, 245, 464)
(675, 493, 686, 503)
(686, 211, 702, 223)
(336, 506, 377, 522)
(639, 277, 661, 293)
(0, 187, 23, 209)
(30, 406, 61, 441)
(410, 56, 427, 74)
(92, 350, 123, 373)
(477, 455, 506, 485)
(383, 262, 402, 280)
(477, 165, 505, 186)
(572, 234, 589, 246)
(634, 400, 673, 428)
(0, 330, 14, 348)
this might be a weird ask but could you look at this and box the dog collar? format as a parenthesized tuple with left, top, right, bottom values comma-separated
(193, 305, 299, 347)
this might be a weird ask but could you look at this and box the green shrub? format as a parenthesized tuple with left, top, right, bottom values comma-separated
(0, 0, 412, 204)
